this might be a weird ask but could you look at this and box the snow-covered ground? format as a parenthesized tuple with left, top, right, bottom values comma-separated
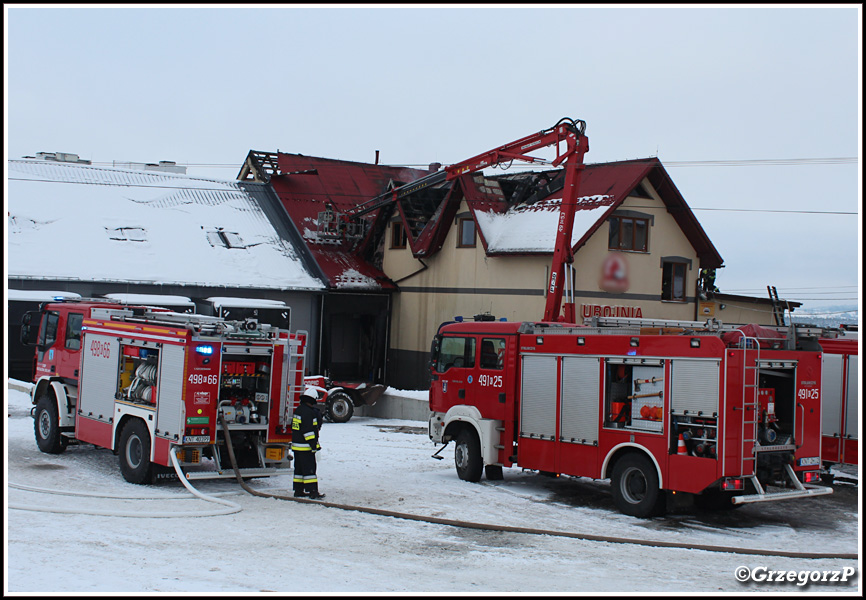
(4, 381, 861, 594)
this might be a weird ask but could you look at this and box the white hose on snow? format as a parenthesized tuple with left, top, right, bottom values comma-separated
(7, 448, 243, 518)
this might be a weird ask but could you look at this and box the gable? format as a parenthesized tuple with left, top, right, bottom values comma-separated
(456, 158, 723, 268)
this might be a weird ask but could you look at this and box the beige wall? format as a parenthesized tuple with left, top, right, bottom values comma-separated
(385, 200, 550, 353)
(705, 298, 779, 326)
(571, 192, 700, 322)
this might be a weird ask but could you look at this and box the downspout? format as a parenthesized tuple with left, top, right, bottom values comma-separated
(318, 293, 325, 378)
(383, 292, 391, 384)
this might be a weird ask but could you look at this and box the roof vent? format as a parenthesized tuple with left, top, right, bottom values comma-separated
(34, 152, 92, 165)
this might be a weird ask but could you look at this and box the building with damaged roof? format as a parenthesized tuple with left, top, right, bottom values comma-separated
(238, 149, 791, 390)
(379, 157, 793, 389)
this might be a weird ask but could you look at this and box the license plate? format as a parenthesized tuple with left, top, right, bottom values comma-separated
(182, 436, 210, 444)
(798, 456, 820, 467)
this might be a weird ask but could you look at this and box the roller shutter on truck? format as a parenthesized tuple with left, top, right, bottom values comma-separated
(520, 355, 557, 441)
(670, 359, 720, 416)
(560, 356, 600, 445)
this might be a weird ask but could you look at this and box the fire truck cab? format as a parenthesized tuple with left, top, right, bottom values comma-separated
(21, 298, 307, 484)
(429, 316, 832, 517)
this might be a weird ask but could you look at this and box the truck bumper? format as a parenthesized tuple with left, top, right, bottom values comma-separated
(732, 463, 833, 505)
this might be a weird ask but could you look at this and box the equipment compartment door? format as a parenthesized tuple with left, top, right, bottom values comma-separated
(560, 356, 600, 445)
(518, 354, 558, 471)
(76, 333, 120, 448)
(155, 344, 186, 442)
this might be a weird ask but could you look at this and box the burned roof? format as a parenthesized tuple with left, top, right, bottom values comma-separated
(252, 152, 434, 290)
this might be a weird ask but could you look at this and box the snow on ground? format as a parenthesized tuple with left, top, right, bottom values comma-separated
(4, 381, 861, 594)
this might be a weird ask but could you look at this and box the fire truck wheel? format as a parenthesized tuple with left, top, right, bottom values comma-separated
(326, 392, 354, 423)
(34, 395, 67, 454)
(610, 453, 665, 518)
(455, 429, 483, 482)
(119, 419, 155, 485)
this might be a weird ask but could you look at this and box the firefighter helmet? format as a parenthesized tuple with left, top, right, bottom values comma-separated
(300, 387, 319, 404)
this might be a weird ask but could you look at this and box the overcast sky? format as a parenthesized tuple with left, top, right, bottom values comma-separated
(4, 4, 861, 315)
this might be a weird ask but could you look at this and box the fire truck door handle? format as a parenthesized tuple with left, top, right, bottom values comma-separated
(458, 389, 465, 399)
(796, 402, 804, 449)
(499, 393, 506, 404)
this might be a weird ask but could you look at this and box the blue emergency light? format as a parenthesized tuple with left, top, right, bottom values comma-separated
(195, 345, 214, 356)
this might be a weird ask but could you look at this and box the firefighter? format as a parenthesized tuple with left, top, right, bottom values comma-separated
(292, 387, 325, 499)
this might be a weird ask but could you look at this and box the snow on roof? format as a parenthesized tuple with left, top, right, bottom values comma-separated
(103, 293, 195, 307)
(474, 195, 615, 253)
(206, 296, 288, 308)
(7, 159, 325, 291)
(7, 289, 82, 302)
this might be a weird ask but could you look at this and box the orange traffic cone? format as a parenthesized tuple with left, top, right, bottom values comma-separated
(677, 434, 688, 455)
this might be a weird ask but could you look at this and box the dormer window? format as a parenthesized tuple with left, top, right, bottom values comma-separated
(457, 217, 476, 248)
(391, 221, 407, 249)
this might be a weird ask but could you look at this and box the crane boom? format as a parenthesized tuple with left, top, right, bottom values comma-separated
(323, 118, 590, 321)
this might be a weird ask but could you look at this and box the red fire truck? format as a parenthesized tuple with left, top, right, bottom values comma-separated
(819, 331, 858, 468)
(21, 298, 307, 484)
(428, 316, 833, 516)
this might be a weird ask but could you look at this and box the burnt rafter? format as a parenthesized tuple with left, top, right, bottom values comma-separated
(493, 169, 566, 207)
(397, 181, 454, 241)
(237, 150, 281, 183)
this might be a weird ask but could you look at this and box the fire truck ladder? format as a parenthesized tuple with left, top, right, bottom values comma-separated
(281, 333, 307, 428)
(738, 336, 762, 478)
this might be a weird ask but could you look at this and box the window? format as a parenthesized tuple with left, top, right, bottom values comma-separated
(65, 313, 84, 350)
(205, 228, 246, 249)
(661, 261, 689, 302)
(390, 222, 407, 249)
(38, 311, 59, 358)
(434, 336, 476, 373)
(457, 218, 476, 248)
(479, 338, 506, 370)
(106, 227, 147, 242)
(608, 216, 648, 252)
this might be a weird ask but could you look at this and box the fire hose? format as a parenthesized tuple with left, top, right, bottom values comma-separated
(7, 475, 242, 518)
(217, 417, 856, 560)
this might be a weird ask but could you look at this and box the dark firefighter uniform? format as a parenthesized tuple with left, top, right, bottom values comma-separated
(292, 390, 324, 499)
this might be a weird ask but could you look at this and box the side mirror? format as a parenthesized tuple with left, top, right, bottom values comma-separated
(428, 336, 441, 372)
(20, 311, 41, 346)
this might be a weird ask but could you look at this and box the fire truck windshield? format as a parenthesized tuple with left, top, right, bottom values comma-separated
(433, 336, 476, 373)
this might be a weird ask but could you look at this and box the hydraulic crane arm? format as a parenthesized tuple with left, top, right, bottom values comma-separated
(542, 128, 589, 323)
(322, 118, 590, 323)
